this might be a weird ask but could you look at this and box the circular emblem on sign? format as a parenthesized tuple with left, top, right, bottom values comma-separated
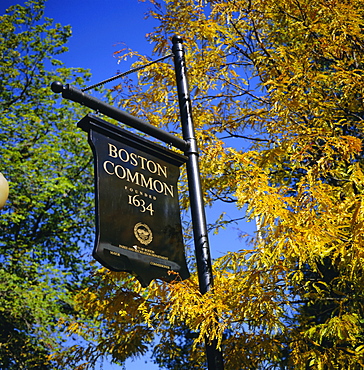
(134, 223, 153, 245)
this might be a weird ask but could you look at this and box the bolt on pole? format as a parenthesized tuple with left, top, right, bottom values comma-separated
(172, 35, 224, 370)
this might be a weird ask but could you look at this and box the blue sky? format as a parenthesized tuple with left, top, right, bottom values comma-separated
(1, 0, 254, 368)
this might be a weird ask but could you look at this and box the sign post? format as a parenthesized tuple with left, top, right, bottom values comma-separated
(172, 35, 224, 370)
(51, 35, 224, 369)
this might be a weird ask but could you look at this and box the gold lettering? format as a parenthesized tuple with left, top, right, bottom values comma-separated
(103, 160, 115, 175)
(153, 179, 164, 194)
(163, 183, 174, 197)
(146, 160, 157, 174)
(139, 173, 153, 190)
(103, 160, 174, 197)
(150, 261, 171, 269)
(108, 144, 118, 158)
(118, 148, 129, 162)
(126, 168, 139, 185)
(138, 155, 148, 170)
(157, 163, 167, 178)
(118, 245, 169, 260)
(110, 250, 121, 257)
(107, 143, 169, 178)
(115, 165, 126, 179)
(130, 152, 138, 167)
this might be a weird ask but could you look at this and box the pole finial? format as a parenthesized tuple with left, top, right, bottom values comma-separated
(172, 35, 183, 44)
(51, 81, 64, 93)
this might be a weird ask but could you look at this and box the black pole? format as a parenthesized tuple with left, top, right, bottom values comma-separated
(172, 35, 224, 370)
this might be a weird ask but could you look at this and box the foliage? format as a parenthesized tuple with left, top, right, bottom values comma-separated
(61, 0, 364, 369)
(0, 1, 95, 368)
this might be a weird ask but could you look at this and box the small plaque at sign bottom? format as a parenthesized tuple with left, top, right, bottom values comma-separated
(78, 114, 190, 287)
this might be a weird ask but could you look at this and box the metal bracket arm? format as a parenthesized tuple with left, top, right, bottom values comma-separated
(51, 81, 188, 153)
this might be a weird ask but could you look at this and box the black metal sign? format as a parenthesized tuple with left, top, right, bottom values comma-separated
(78, 114, 190, 287)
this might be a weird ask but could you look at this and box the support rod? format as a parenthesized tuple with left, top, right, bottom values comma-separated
(50, 81, 188, 152)
(172, 35, 224, 370)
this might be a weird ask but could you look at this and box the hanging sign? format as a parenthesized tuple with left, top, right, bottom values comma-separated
(78, 114, 190, 287)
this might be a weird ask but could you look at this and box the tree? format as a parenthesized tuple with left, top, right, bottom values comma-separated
(61, 0, 364, 369)
(0, 1, 96, 368)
